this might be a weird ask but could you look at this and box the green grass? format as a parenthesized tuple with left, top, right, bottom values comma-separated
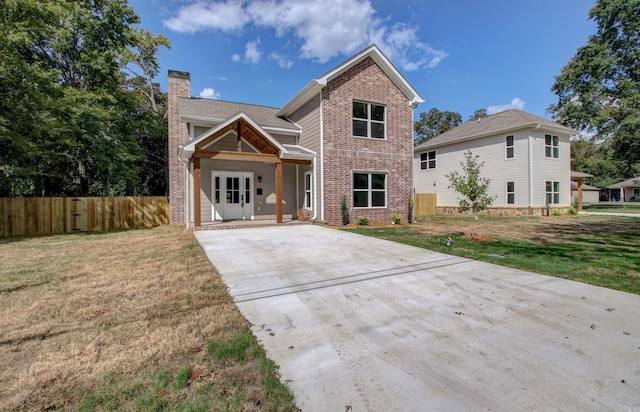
(583, 202, 640, 213)
(77, 331, 299, 412)
(344, 220, 640, 295)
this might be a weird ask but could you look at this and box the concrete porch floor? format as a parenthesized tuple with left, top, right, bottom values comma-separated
(194, 218, 313, 230)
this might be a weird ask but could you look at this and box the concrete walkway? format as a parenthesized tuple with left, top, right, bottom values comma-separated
(583, 211, 640, 218)
(196, 225, 640, 411)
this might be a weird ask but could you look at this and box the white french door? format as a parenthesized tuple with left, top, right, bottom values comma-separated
(212, 172, 254, 220)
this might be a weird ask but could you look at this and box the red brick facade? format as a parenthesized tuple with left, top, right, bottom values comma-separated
(167, 71, 191, 224)
(321, 57, 414, 224)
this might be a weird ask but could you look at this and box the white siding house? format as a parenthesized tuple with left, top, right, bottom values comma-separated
(413, 109, 577, 215)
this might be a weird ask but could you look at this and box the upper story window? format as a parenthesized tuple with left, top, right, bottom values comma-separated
(506, 135, 514, 159)
(545, 134, 559, 158)
(353, 101, 385, 139)
(420, 151, 436, 170)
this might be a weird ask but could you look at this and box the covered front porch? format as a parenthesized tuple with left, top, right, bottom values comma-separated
(179, 113, 314, 228)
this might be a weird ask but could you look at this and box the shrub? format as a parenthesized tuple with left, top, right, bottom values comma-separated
(408, 195, 414, 223)
(552, 208, 563, 216)
(568, 207, 578, 216)
(391, 213, 402, 224)
(341, 194, 349, 225)
(356, 216, 370, 226)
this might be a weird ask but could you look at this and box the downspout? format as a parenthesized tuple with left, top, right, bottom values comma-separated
(528, 124, 540, 208)
(319, 93, 324, 222)
(186, 161, 192, 229)
(312, 156, 318, 220)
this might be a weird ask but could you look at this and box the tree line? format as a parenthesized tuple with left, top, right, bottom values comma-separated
(414, 0, 639, 194)
(0, 0, 169, 197)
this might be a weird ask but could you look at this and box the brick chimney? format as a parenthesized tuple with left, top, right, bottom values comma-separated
(167, 70, 191, 225)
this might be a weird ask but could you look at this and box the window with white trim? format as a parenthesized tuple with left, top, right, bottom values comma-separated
(304, 172, 312, 210)
(506, 135, 514, 159)
(353, 173, 386, 208)
(546, 181, 560, 204)
(353, 101, 385, 139)
(545, 134, 559, 158)
(506, 181, 515, 204)
(420, 151, 436, 170)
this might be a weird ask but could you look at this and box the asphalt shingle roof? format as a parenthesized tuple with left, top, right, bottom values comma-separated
(607, 177, 640, 189)
(415, 109, 578, 151)
(177, 97, 299, 131)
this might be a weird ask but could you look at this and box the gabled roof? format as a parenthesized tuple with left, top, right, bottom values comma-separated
(607, 177, 640, 189)
(179, 112, 286, 161)
(177, 97, 299, 133)
(415, 109, 579, 151)
(571, 181, 600, 191)
(277, 44, 424, 117)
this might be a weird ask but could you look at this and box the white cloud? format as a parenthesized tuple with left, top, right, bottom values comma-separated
(199, 87, 221, 99)
(163, 1, 249, 33)
(487, 98, 526, 114)
(164, 0, 446, 70)
(244, 39, 261, 63)
(231, 54, 241, 62)
(269, 52, 293, 68)
(371, 23, 448, 71)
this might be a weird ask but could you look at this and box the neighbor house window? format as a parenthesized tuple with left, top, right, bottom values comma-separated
(304, 172, 312, 210)
(353, 173, 386, 208)
(506, 135, 514, 158)
(420, 151, 436, 170)
(545, 134, 559, 158)
(506, 181, 515, 204)
(353, 101, 385, 139)
(546, 181, 560, 204)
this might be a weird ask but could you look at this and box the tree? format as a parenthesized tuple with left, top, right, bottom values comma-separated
(571, 139, 638, 194)
(549, 0, 640, 169)
(446, 151, 496, 234)
(467, 108, 488, 122)
(414, 108, 462, 146)
(0, 0, 170, 197)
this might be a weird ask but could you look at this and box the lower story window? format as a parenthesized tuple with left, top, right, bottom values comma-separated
(507, 181, 515, 204)
(354, 173, 386, 208)
(304, 172, 312, 209)
(546, 181, 560, 204)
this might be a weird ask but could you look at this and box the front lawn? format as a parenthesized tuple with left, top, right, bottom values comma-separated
(343, 215, 640, 295)
(0, 226, 297, 411)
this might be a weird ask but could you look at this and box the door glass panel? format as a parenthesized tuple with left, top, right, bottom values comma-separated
(227, 177, 240, 204)
(214, 176, 220, 203)
(245, 177, 250, 204)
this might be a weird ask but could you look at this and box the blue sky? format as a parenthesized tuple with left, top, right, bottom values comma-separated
(129, 0, 597, 120)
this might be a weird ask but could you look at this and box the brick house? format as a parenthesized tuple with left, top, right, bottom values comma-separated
(168, 45, 423, 226)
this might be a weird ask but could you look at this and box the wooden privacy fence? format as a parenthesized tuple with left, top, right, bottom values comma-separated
(0, 196, 169, 238)
(414, 193, 437, 216)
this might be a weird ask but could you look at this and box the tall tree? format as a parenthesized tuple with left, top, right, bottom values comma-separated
(549, 0, 640, 168)
(0, 0, 169, 197)
(414, 108, 462, 146)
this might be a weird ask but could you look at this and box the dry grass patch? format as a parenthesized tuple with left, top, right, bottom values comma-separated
(0, 226, 297, 411)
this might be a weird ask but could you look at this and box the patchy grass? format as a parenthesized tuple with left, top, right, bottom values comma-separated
(0, 226, 297, 411)
(344, 215, 640, 295)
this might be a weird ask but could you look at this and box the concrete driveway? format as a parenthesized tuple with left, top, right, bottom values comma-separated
(196, 225, 640, 411)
